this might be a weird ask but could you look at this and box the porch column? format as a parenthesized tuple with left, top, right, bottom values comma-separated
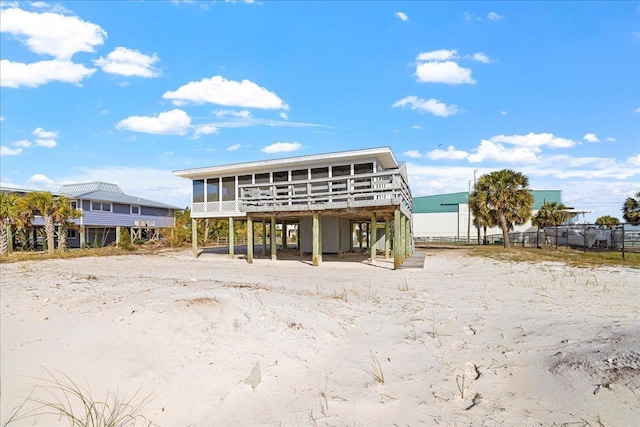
(282, 222, 288, 250)
(370, 212, 377, 264)
(384, 219, 390, 259)
(262, 219, 267, 256)
(338, 217, 343, 259)
(299, 218, 303, 256)
(312, 212, 321, 266)
(400, 214, 406, 260)
(405, 216, 411, 257)
(270, 216, 277, 260)
(349, 220, 354, 252)
(228, 217, 234, 258)
(115, 226, 121, 246)
(394, 209, 402, 270)
(79, 225, 86, 248)
(358, 223, 363, 250)
(192, 218, 198, 258)
(247, 216, 253, 263)
(366, 222, 371, 250)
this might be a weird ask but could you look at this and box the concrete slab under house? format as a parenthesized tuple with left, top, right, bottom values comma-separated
(173, 147, 414, 269)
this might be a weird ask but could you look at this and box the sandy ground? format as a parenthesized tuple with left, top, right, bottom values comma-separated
(1, 247, 639, 426)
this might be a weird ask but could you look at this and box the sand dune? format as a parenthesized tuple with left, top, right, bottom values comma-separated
(1, 248, 638, 426)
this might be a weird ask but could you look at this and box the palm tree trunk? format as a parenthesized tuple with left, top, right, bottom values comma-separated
(498, 212, 511, 248)
(44, 214, 56, 254)
(58, 225, 67, 252)
(0, 220, 8, 255)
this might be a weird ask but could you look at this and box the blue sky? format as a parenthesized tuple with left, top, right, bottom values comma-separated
(1, 0, 638, 221)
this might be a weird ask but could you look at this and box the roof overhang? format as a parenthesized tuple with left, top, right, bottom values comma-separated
(173, 147, 398, 179)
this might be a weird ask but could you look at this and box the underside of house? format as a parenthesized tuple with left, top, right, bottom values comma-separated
(173, 147, 414, 268)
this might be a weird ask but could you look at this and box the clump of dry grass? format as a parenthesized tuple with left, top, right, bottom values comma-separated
(3, 370, 152, 427)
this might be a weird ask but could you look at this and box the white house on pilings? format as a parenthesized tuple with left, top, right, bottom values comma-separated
(173, 147, 413, 268)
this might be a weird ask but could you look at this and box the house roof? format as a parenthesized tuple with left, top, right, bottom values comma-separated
(173, 146, 399, 179)
(58, 182, 180, 209)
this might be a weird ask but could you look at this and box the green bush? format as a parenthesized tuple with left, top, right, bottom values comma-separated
(117, 227, 135, 251)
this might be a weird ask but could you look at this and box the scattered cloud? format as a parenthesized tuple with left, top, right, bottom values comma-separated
(635, 107, 640, 113)
(583, 133, 599, 143)
(416, 49, 458, 62)
(197, 117, 329, 130)
(403, 150, 423, 158)
(192, 124, 219, 139)
(163, 75, 289, 110)
(628, 154, 640, 166)
(500, 111, 508, 115)
(463, 11, 472, 21)
(0, 145, 23, 156)
(32, 127, 58, 147)
(427, 145, 469, 161)
(392, 96, 460, 117)
(279, 112, 289, 120)
(487, 12, 503, 21)
(606, 137, 616, 142)
(0, 59, 96, 88)
(0, 116, 4, 121)
(94, 47, 160, 78)
(261, 141, 301, 153)
(0, 6, 107, 60)
(414, 50, 476, 85)
(468, 140, 538, 164)
(227, 144, 241, 151)
(471, 52, 492, 63)
(214, 109, 251, 118)
(29, 2, 72, 14)
(412, 125, 424, 130)
(490, 132, 578, 149)
(28, 173, 56, 186)
(395, 11, 408, 21)
(12, 139, 31, 147)
(116, 109, 191, 135)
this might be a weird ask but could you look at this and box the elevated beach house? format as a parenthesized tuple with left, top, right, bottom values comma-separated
(173, 147, 413, 268)
(1, 182, 179, 251)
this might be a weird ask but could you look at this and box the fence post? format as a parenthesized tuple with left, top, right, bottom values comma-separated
(622, 224, 625, 259)
(583, 223, 586, 253)
(555, 226, 558, 251)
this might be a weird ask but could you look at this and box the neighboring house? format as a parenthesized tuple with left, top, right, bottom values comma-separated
(173, 147, 413, 268)
(1, 182, 179, 249)
(412, 190, 563, 241)
(57, 182, 179, 248)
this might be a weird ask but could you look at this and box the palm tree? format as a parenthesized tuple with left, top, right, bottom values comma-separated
(19, 191, 58, 254)
(595, 215, 620, 229)
(469, 187, 498, 244)
(0, 192, 23, 255)
(52, 195, 83, 252)
(622, 192, 640, 225)
(472, 169, 534, 248)
(532, 201, 569, 228)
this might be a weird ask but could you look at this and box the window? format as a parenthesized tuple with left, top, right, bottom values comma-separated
(221, 176, 235, 201)
(70, 201, 77, 210)
(238, 175, 252, 186)
(193, 179, 204, 203)
(273, 171, 288, 182)
(311, 167, 328, 179)
(131, 205, 140, 215)
(91, 202, 112, 212)
(292, 169, 308, 181)
(332, 165, 350, 177)
(206, 178, 219, 203)
(255, 173, 270, 184)
(354, 163, 373, 174)
(67, 229, 77, 239)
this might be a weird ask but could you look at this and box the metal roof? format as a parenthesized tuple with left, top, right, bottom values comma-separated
(173, 146, 399, 179)
(58, 182, 180, 209)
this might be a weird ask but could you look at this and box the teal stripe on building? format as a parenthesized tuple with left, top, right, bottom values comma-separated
(413, 190, 562, 214)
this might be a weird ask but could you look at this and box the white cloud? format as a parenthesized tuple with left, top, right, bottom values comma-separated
(279, 112, 289, 120)
(33, 127, 57, 139)
(262, 142, 301, 153)
(0, 145, 23, 156)
(463, 12, 472, 21)
(392, 96, 460, 117)
(635, 107, 640, 113)
(628, 154, 640, 166)
(214, 109, 252, 118)
(403, 150, 423, 158)
(29, 2, 71, 14)
(606, 137, 616, 142)
(227, 144, 241, 151)
(35, 139, 57, 148)
(192, 124, 219, 138)
(94, 47, 160, 78)
(395, 11, 408, 21)
(0, 59, 96, 88)
(471, 52, 492, 63)
(0, 7, 106, 60)
(28, 173, 56, 186)
(12, 139, 31, 147)
(500, 111, 508, 115)
(427, 145, 469, 161)
(0, 116, 5, 121)
(490, 132, 578, 149)
(412, 125, 424, 130)
(467, 140, 538, 164)
(163, 75, 289, 110)
(416, 49, 458, 62)
(583, 133, 599, 143)
(415, 61, 476, 85)
(116, 109, 191, 135)
(487, 12, 503, 21)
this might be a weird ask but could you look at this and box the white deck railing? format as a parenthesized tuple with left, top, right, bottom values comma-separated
(237, 170, 412, 215)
